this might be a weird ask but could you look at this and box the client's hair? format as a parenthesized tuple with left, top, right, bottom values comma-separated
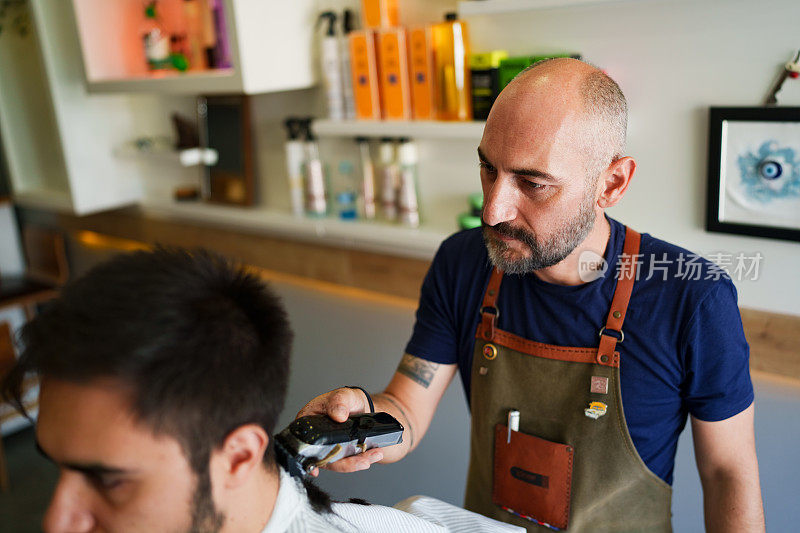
(2, 247, 291, 478)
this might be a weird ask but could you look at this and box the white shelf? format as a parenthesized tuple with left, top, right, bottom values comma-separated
(13, 189, 74, 213)
(86, 69, 239, 95)
(313, 119, 485, 140)
(140, 199, 450, 260)
(458, 0, 642, 16)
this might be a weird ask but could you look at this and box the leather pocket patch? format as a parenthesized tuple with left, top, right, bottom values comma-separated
(492, 424, 573, 530)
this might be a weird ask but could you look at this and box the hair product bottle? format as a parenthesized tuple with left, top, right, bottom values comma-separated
(341, 9, 357, 120)
(302, 120, 327, 217)
(356, 137, 376, 220)
(397, 138, 420, 227)
(283, 118, 306, 217)
(432, 12, 471, 121)
(379, 138, 399, 221)
(318, 11, 345, 120)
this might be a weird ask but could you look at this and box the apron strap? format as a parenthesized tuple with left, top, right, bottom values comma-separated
(596, 226, 642, 366)
(478, 267, 504, 341)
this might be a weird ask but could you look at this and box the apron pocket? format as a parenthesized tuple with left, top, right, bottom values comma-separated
(492, 424, 573, 530)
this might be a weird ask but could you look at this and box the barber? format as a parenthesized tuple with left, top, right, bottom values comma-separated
(298, 59, 764, 532)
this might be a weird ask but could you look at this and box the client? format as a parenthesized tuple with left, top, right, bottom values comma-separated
(2, 247, 520, 533)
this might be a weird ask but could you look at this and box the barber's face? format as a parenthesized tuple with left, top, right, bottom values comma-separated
(479, 89, 601, 273)
(36, 378, 221, 533)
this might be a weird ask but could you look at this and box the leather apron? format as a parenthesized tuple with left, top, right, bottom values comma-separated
(464, 226, 672, 532)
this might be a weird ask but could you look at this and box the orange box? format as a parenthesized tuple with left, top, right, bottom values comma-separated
(407, 26, 435, 120)
(377, 28, 411, 120)
(349, 30, 382, 120)
(361, 0, 398, 30)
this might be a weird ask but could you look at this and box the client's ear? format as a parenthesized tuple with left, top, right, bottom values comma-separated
(212, 424, 269, 489)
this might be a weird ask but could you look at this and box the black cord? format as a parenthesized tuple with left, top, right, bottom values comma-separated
(347, 386, 374, 413)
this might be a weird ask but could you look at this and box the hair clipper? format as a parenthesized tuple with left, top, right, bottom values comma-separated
(275, 412, 403, 478)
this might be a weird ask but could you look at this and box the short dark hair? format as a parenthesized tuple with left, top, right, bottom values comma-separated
(1, 247, 292, 475)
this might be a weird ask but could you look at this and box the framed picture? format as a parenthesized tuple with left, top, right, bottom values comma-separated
(707, 107, 800, 243)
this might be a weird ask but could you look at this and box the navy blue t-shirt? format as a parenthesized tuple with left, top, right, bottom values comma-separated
(405, 216, 753, 485)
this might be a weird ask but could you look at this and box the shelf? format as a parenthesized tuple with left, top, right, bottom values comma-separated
(312, 119, 485, 140)
(86, 69, 240, 95)
(458, 0, 642, 16)
(140, 199, 450, 260)
(12, 189, 74, 213)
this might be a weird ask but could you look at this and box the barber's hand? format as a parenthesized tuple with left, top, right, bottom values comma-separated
(295, 387, 384, 477)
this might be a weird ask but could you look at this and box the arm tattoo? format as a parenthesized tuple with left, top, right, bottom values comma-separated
(397, 354, 439, 389)
(381, 394, 415, 450)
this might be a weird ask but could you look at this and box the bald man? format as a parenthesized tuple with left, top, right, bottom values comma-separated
(298, 59, 764, 532)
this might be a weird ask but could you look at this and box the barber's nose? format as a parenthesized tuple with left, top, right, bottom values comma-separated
(482, 176, 518, 227)
(43, 472, 96, 533)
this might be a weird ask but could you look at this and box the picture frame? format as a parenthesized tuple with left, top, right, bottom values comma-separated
(706, 106, 800, 243)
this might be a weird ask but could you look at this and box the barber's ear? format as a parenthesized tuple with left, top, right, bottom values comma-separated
(597, 156, 636, 209)
(211, 424, 269, 489)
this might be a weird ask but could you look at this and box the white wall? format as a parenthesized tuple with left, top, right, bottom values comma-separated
(247, 0, 800, 315)
(463, 0, 800, 315)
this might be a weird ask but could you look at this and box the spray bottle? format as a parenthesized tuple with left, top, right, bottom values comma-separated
(397, 138, 421, 228)
(379, 138, 399, 221)
(301, 119, 327, 217)
(283, 118, 306, 217)
(341, 9, 357, 120)
(317, 12, 345, 121)
(356, 137, 376, 220)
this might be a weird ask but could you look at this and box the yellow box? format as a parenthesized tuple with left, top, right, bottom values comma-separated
(349, 30, 381, 120)
(377, 28, 411, 120)
(407, 26, 435, 120)
(361, 0, 399, 30)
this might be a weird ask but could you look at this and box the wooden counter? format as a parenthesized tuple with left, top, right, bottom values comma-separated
(46, 207, 800, 384)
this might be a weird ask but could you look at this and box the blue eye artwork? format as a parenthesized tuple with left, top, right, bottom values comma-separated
(736, 140, 800, 203)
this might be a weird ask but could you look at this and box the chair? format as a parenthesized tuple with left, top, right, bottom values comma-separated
(0, 225, 68, 319)
(0, 321, 15, 492)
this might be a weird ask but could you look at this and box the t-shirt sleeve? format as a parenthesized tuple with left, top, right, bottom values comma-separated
(681, 279, 754, 421)
(404, 242, 460, 364)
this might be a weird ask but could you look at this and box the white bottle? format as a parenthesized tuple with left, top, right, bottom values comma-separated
(318, 12, 344, 121)
(341, 9, 356, 120)
(397, 139, 421, 228)
(303, 122, 327, 216)
(283, 118, 305, 217)
(357, 137, 376, 220)
(379, 139, 399, 222)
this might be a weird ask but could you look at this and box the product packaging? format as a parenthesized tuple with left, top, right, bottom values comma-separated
(432, 13, 472, 121)
(377, 28, 411, 120)
(318, 12, 345, 120)
(470, 50, 508, 120)
(349, 30, 382, 120)
(283, 118, 306, 217)
(361, 0, 399, 29)
(379, 138, 399, 221)
(397, 138, 420, 228)
(407, 26, 436, 120)
(356, 137, 377, 220)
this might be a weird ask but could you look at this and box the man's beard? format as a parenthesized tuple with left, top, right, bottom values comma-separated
(188, 466, 225, 533)
(482, 194, 596, 275)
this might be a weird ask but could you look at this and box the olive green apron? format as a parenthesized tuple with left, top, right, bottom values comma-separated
(464, 226, 672, 532)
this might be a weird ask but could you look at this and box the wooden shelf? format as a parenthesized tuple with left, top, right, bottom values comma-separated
(458, 0, 642, 16)
(312, 119, 485, 140)
(140, 199, 450, 260)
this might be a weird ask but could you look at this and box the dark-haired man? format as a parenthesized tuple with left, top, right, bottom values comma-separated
(2, 248, 522, 533)
(299, 58, 765, 531)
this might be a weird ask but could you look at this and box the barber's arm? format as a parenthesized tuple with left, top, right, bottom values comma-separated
(296, 353, 457, 474)
(691, 403, 765, 533)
